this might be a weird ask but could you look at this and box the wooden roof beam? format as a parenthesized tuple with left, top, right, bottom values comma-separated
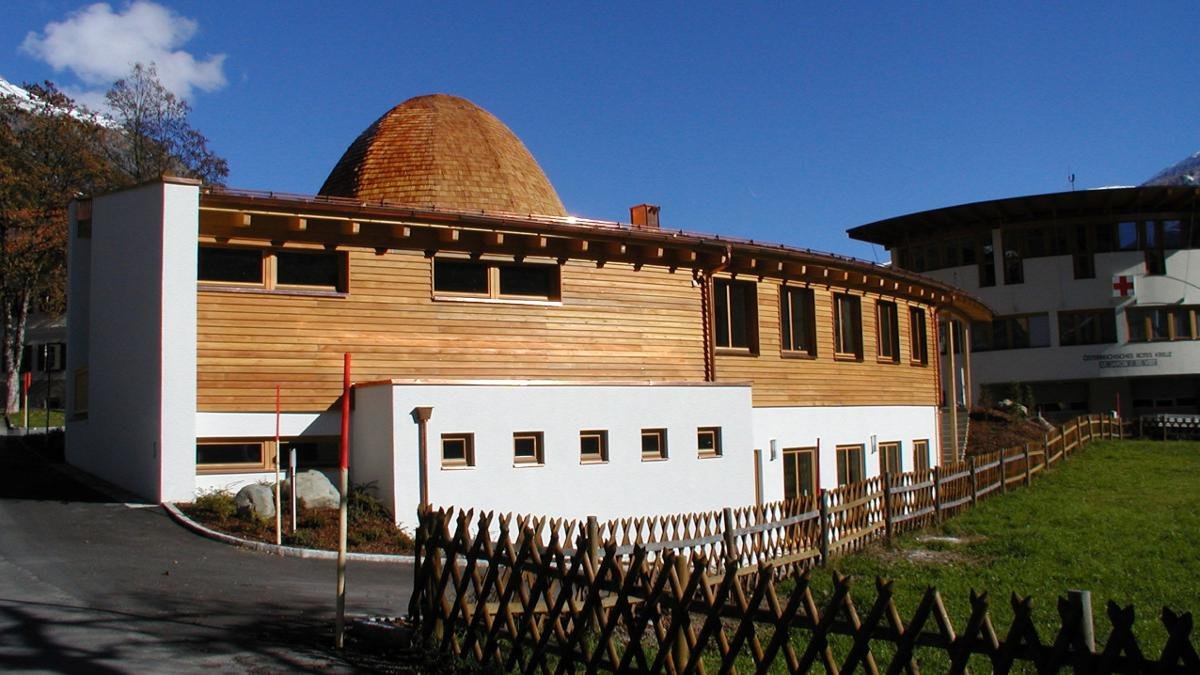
(288, 216, 307, 232)
(341, 219, 360, 235)
(438, 228, 460, 243)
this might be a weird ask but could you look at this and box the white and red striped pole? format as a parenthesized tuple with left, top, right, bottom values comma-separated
(335, 353, 351, 648)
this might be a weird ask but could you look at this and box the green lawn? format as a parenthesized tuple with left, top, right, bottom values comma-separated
(811, 439, 1200, 661)
(5, 408, 65, 428)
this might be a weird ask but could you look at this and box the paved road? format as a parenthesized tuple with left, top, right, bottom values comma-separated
(0, 439, 414, 673)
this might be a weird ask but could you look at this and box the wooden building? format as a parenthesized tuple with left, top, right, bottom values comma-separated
(65, 94, 989, 521)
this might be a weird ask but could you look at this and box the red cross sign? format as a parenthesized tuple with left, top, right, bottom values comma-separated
(1112, 275, 1134, 297)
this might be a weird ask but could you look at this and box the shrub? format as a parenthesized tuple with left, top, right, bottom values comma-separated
(193, 489, 237, 520)
(349, 482, 392, 525)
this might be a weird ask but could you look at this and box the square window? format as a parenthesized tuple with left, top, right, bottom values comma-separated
(433, 258, 489, 295)
(513, 432, 544, 465)
(498, 263, 559, 298)
(580, 430, 609, 463)
(441, 433, 475, 468)
(835, 444, 865, 486)
(641, 428, 668, 460)
(697, 427, 722, 458)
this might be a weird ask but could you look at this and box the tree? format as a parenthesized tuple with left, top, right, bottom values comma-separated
(0, 83, 118, 414)
(104, 63, 229, 185)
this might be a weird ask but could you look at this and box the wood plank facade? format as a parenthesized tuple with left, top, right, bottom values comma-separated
(195, 190, 988, 413)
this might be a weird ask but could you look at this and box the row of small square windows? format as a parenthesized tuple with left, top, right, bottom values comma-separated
(441, 427, 723, 467)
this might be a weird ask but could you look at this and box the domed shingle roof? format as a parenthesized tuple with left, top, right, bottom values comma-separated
(319, 94, 566, 217)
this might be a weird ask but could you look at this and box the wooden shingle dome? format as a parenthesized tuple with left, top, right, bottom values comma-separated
(319, 94, 566, 217)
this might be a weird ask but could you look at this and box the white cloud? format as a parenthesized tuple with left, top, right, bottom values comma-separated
(20, 1, 226, 100)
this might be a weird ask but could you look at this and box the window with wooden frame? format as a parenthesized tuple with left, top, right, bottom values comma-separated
(835, 444, 865, 486)
(713, 278, 758, 353)
(913, 440, 931, 473)
(909, 307, 929, 364)
(878, 441, 902, 475)
(697, 427, 722, 458)
(641, 428, 668, 461)
(780, 286, 816, 357)
(1058, 309, 1117, 346)
(513, 432, 545, 465)
(876, 301, 900, 363)
(441, 433, 475, 468)
(432, 257, 560, 302)
(832, 293, 863, 359)
(580, 430, 609, 464)
(198, 245, 347, 293)
(280, 438, 340, 468)
(1127, 306, 1198, 342)
(197, 437, 340, 473)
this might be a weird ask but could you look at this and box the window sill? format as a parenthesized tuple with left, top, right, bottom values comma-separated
(513, 460, 544, 468)
(197, 465, 274, 474)
(876, 356, 901, 365)
(640, 455, 668, 462)
(580, 458, 608, 465)
(698, 453, 723, 460)
(780, 351, 817, 360)
(433, 294, 562, 307)
(715, 347, 759, 357)
(440, 464, 475, 471)
(909, 360, 929, 367)
(199, 284, 347, 299)
(833, 352, 863, 362)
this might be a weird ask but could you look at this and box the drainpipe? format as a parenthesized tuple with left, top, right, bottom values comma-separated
(411, 407, 434, 509)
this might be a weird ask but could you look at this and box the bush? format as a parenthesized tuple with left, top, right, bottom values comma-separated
(349, 482, 392, 524)
(193, 489, 237, 520)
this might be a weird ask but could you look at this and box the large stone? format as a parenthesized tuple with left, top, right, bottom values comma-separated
(235, 484, 275, 520)
(289, 470, 341, 509)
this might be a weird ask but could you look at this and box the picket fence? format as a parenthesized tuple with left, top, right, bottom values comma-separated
(407, 414, 1200, 672)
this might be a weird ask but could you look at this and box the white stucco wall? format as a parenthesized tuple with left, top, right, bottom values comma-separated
(752, 405, 939, 503)
(65, 180, 198, 502)
(365, 382, 756, 526)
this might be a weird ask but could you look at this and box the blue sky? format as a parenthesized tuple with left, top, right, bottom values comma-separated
(2, 2, 1198, 261)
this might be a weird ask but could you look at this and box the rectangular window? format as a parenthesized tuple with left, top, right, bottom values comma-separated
(513, 432, 544, 465)
(833, 294, 863, 359)
(782, 447, 818, 499)
(909, 307, 928, 364)
(913, 440, 930, 473)
(1058, 309, 1117, 346)
(979, 239, 996, 287)
(697, 427, 722, 458)
(878, 441, 902, 475)
(198, 246, 346, 293)
(198, 247, 265, 284)
(1127, 307, 1198, 342)
(580, 430, 608, 463)
(713, 278, 758, 352)
(441, 433, 475, 468)
(433, 257, 560, 301)
(281, 438, 340, 468)
(971, 314, 1051, 351)
(876, 301, 900, 362)
(275, 250, 342, 289)
(197, 441, 265, 468)
(641, 428, 668, 460)
(836, 444, 865, 486)
(780, 286, 816, 356)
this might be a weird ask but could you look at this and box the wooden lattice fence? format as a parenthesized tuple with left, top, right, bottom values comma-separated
(407, 414, 1200, 672)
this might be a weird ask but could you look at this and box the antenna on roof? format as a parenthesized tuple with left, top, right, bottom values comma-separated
(1068, 168, 1076, 191)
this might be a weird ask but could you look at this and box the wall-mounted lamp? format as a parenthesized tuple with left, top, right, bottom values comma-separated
(870, 434, 878, 454)
(769, 438, 778, 461)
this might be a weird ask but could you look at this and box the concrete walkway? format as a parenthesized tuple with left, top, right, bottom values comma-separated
(0, 439, 413, 673)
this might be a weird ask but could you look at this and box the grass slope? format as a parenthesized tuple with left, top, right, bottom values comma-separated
(811, 440, 1200, 660)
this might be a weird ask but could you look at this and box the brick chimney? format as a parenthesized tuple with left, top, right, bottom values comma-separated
(630, 204, 660, 229)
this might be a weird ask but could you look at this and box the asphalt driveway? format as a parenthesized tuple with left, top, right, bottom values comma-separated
(0, 437, 414, 673)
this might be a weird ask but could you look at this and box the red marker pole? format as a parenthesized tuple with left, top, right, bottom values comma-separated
(335, 353, 351, 648)
(21, 372, 31, 428)
(274, 385, 282, 546)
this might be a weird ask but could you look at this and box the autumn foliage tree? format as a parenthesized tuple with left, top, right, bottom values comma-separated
(0, 64, 227, 415)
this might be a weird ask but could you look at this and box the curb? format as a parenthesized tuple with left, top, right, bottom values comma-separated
(162, 502, 415, 564)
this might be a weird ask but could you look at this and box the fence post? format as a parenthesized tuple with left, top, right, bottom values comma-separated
(1119, 416, 1124, 440)
(1023, 443, 1032, 486)
(968, 457, 978, 506)
(1043, 433, 1050, 469)
(722, 507, 737, 570)
(673, 554, 691, 670)
(586, 515, 600, 573)
(1068, 589, 1096, 653)
(882, 472, 893, 543)
(932, 466, 943, 524)
(999, 452, 1008, 494)
(818, 490, 830, 565)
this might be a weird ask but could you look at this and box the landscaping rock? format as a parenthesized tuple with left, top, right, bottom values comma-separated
(235, 484, 275, 519)
(289, 470, 341, 509)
